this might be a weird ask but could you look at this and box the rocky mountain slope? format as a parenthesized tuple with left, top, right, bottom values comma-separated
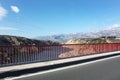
(0, 35, 59, 46)
(66, 37, 120, 44)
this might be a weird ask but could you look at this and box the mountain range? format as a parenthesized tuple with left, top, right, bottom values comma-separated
(36, 24, 120, 43)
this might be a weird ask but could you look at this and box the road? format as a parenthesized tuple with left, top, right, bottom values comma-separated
(11, 55, 120, 80)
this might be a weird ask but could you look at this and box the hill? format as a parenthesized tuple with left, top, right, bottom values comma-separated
(0, 35, 59, 46)
(66, 37, 120, 44)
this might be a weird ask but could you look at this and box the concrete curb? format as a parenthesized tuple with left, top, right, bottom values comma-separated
(0, 51, 120, 73)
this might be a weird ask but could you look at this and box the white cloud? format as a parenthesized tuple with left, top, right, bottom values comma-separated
(11, 5, 20, 13)
(0, 27, 18, 31)
(0, 6, 7, 20)
(106, 24, 120, 30)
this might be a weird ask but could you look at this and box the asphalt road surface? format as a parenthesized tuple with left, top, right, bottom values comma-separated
(14, 55, 120, 80)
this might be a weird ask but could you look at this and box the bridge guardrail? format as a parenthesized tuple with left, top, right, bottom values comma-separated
(0, 43, 120, 67)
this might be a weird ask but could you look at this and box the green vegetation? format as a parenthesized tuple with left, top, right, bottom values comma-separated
(88, 38, 107, 43)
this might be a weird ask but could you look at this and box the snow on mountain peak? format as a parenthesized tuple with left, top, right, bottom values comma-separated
(106, 24, 120, 30)
(36, 24, 120, 43)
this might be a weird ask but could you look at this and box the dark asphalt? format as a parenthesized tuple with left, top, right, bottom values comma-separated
(15, 55, 120, 80)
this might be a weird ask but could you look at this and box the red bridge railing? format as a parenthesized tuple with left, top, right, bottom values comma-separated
(0, 43, 120, 67)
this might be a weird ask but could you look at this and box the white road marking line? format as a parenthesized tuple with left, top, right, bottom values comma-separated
(4, 54, 120, 80)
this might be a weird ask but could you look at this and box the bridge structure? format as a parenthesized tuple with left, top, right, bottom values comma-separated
(0, 43, 120, 67)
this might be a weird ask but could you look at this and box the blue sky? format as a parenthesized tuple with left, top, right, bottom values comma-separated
(0, 0, 120, 38)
